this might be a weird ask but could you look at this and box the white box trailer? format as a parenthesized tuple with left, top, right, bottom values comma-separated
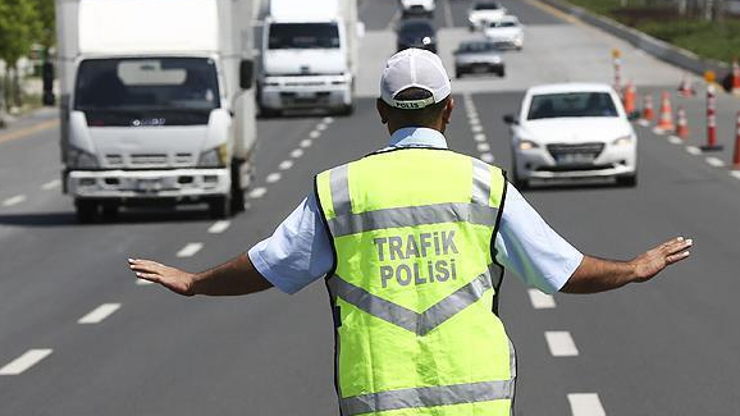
(56, 0, 257, 222)
(258, 0, 363, 116)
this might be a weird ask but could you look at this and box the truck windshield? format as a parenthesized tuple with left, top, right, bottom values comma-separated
(74, 58, 221, 112)
(527, 92, 618, 120)
(268, 23, 340, 49)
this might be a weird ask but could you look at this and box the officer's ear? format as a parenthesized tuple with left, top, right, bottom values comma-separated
(442, 97, 454, 126)
(376, 98, 389, 124)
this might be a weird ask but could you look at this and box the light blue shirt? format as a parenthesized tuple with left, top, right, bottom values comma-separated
(248, 127, 583, 295)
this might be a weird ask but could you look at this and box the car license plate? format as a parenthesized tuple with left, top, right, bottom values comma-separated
(136, 178, 161, 193)
(556, 153, 595, 165)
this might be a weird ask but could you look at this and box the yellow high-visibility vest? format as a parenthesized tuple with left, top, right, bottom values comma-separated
(315, 148, 516, 416)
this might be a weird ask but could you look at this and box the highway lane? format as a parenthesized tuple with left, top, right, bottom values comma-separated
(2, 0, 740, 415)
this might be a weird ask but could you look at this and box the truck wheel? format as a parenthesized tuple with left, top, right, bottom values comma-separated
(75, 200, 99, 224)
(259, 106, 280, 118)
(101, 203, 120, 221)
(209, 196, 232, 219)
(339, 104, 354, 117)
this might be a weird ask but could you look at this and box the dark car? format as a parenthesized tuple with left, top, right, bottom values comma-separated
(396, 19, 437, 54)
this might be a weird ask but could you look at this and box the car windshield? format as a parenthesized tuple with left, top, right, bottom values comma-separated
(268, 23, 340, 49)
(74, 57, 220, 112)
(527, 92, 618, 120)
(474, 2, 501, 10)
(459, 42, 498, 53)
(490, 21, 518, 28)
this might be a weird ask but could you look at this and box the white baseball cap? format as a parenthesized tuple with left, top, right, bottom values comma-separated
(380, 48, 451, 110)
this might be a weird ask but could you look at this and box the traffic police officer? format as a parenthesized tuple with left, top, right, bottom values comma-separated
(129, 49, 693, 415)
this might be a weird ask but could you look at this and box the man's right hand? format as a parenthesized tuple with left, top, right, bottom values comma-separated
(128, 259, 196, 296)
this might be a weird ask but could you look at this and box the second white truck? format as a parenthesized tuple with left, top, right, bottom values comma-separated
(258, 0, 362, 116)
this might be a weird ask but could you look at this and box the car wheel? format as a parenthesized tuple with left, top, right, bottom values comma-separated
(497, 68, 505, 77)
(101, 203, 119, 221)
(616, 174, 637, 188)
(75, 199, 98, 224)
(259, 106, 280, 119)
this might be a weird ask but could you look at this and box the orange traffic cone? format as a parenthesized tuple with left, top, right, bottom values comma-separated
(675, 106, 689, 139)
(623, 81, 637, 117)
(732, 59, 740, 96)
(641, 94, 655, 123)
(655, 92, 674, 131)
(677, 74, 695, 97)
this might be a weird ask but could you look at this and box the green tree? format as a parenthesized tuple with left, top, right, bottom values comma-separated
(0, 0, 41, 110)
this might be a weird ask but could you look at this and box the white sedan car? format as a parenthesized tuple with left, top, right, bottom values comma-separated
(400, 0, 435, 17)
(483, 15, 524, 50)
(468, 1, 507, 31)
(505, 83, 637, 189)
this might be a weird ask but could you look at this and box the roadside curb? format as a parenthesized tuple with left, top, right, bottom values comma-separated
(535, 0, 730, 77)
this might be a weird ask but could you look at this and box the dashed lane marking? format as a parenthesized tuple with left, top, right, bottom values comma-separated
(471, 125, 483, 133)
(686, 146, 702, 155)
(323, 117, 334, 124)
(568, 393, 606, 416)
(0, 349, 53, 375)
(176, 243, 204, 258)
(527, 289, 556, 309)
(317, 123, 328, 131)
(266, 172, 282, 183)
(290, 149, 304, 159)
(477, 143, 491, 152)
(2, 194, 27, 207)
(208, 220, 231, 234)
(309, 130, 321, 139)
(706, 157, 725, 167)
(667, 136, 683, 145)
(480, 153, 495, 163)
(652, 127, 665, 135)
(248, 187, 268, 199)
(637, 119, 650, 127)
(545, 331, 579, 357)
(78, 303, 121, 324)
(730, 170, 740, 180)
(474, 134, 487, 142)
(278, 160, 294, 170)
(300, 139, 313, 148)
(41, 179, 61, 191)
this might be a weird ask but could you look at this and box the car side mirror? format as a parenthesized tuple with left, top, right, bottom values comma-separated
(503, 114, 518, 125)
(240, 60, 254, 90)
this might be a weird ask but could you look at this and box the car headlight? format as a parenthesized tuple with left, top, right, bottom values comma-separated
(198, 144, 229, 168)
(612, 135, 633, 146)
(68, 146, 99, 169)
(517, 140, 539, 150)
(491, 56, 502, 64)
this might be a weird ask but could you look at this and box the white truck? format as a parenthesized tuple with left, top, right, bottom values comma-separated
(257, 0, 362, 116)
(56, 0, 257, 222)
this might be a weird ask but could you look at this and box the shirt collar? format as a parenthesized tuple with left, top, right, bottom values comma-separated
(388, 127, 449, 149)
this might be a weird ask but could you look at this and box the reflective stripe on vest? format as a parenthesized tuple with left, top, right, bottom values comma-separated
(316, 149, 514, 416)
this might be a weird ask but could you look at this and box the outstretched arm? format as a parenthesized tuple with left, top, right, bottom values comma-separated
(128, 254, 273, 296)
(561, 237, 692, 294)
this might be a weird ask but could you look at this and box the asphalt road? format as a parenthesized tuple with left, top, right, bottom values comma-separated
(2, 0, 740, 415)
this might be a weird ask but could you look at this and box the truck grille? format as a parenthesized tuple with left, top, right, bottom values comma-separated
(131, 154, 168, 166)
(547, 143, 605, 159)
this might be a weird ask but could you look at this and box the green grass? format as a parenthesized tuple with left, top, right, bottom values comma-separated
(561, 0, 740, 64)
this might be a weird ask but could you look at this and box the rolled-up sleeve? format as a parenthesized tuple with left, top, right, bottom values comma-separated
(494, 184, 584, 294)
(248, 193, 334, 294)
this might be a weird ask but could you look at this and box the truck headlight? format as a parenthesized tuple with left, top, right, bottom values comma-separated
(198, 144, 228, 168)
(612, 135, 633, 146)
(68, 146, 99, 169)
(517, 140, 539, 150)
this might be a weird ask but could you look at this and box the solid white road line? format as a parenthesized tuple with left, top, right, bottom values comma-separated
(177, 243, 204, 258)
(545, 331, 579, 357)
(0, 349, 53, 375)
(266, 172, 282, 183)
(208, 220, 231, 234)
(300, 139, 313, 148)
(706, 157, 725, 167)
(527, 289, 556, 309)
(278, 160, 294, 170)
(291, 149, 304, 158)
(667, 136, 684, 145)
(730, 170, 740, 180)
(41, 179, 61, 191)
(474, 133, 487, 142)
(686, 146, 702, 155)
(477, 143, 491, 152)
(568, 393, 606, 416)
(78, 303, 121, 324)
(480, 153, 495, 163)
(2, 194, 27, 207)
(309, 130, 321, 139)
(248, 187, 268, 199)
